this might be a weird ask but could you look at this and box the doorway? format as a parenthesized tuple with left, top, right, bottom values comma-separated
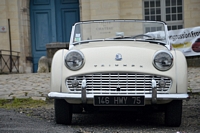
(30, 0, 80, 72)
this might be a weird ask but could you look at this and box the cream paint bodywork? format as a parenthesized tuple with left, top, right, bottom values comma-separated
(51, 41, 187, 92)
(50, 41, 188, 104)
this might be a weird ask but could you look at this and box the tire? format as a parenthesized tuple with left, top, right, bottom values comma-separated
(72, 105, 83, 113)
(165, 100, 182, 127)
(54, 99, 72, 125)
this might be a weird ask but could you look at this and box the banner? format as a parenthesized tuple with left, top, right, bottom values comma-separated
(169, 27, 200, 56)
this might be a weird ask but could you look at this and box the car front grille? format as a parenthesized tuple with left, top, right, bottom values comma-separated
(66, 73, 172, 94)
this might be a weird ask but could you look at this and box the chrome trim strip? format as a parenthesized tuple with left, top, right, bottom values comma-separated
(81, 79, 87, 103)
(151, 79, 157, 104)
(69, 25, 75, 45)
(48, 92, 189, 100)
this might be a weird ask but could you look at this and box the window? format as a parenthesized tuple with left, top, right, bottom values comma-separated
(143, 0, 183, 31)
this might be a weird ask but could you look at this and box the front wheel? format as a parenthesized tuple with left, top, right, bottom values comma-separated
(165, 100, 182, 127)
(54, 99, 72, 125)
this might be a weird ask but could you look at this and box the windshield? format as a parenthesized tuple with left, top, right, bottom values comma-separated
(71, 20, 167, 45)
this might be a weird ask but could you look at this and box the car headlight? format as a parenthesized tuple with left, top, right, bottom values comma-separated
(153, 50, 173, 71)
(65, 50, 85, 71)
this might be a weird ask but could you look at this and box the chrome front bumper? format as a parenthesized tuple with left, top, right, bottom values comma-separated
(49, 79, 189, 104)
(48, 92, 189, 104)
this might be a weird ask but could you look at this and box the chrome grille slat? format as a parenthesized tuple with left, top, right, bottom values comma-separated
(66, 73, 172, 94)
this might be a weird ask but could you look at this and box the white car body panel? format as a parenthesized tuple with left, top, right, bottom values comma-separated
(50, 42, 188, 104)
(49, 20, 189, 104)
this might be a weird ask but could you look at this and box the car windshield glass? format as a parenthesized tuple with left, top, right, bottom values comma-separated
(72, 20, 167, 44)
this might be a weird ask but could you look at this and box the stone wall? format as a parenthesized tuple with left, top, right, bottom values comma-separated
(81, 0, 200, 28)
(0, 0, 31, 73)
(186, 56, 200, 67)
(119, 0, 143, 19)
(81, 0, 143, 20)
(184, 0, 200, 28)
(0, 0, 18, 51)
(18, 0, 32, 73)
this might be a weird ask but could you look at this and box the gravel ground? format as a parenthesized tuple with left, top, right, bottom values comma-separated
(0, 94, 200, 133)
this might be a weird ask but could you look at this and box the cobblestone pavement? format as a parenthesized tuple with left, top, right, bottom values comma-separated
(188, 67, 200, 93)
(0, 67, 199, 100)
(0, 73, 50, 100)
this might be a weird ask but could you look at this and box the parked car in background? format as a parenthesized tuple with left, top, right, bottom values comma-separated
(192, 38, 200, 52)
(48, 19, 189, 127)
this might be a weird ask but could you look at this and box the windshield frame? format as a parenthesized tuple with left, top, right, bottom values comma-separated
(69, 19, 170, 50)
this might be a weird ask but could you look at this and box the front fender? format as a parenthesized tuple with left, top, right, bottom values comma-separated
(175, 50, 188, 93)
(51, 49, 68, 92)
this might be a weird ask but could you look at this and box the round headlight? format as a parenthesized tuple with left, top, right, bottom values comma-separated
(153, 50, 173, 71)
(65, 50, 85, 71)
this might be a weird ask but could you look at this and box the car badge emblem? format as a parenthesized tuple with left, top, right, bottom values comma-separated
(115, 53, 122, 61)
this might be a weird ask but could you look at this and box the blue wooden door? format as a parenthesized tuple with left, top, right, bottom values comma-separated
(30, 0, 80, 72)
(56, 0, 80, 42)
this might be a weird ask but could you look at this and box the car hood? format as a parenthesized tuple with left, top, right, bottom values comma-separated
(63, 41, 175, 78)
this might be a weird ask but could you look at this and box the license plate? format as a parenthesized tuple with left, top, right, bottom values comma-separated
(94, 96, 145, 106)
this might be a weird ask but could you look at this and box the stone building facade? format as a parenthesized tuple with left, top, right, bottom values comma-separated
(0, 0, 200, 73)
(0, 0, 31, 73)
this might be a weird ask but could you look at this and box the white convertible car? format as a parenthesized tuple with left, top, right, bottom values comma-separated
(48, 19, 189, 126)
